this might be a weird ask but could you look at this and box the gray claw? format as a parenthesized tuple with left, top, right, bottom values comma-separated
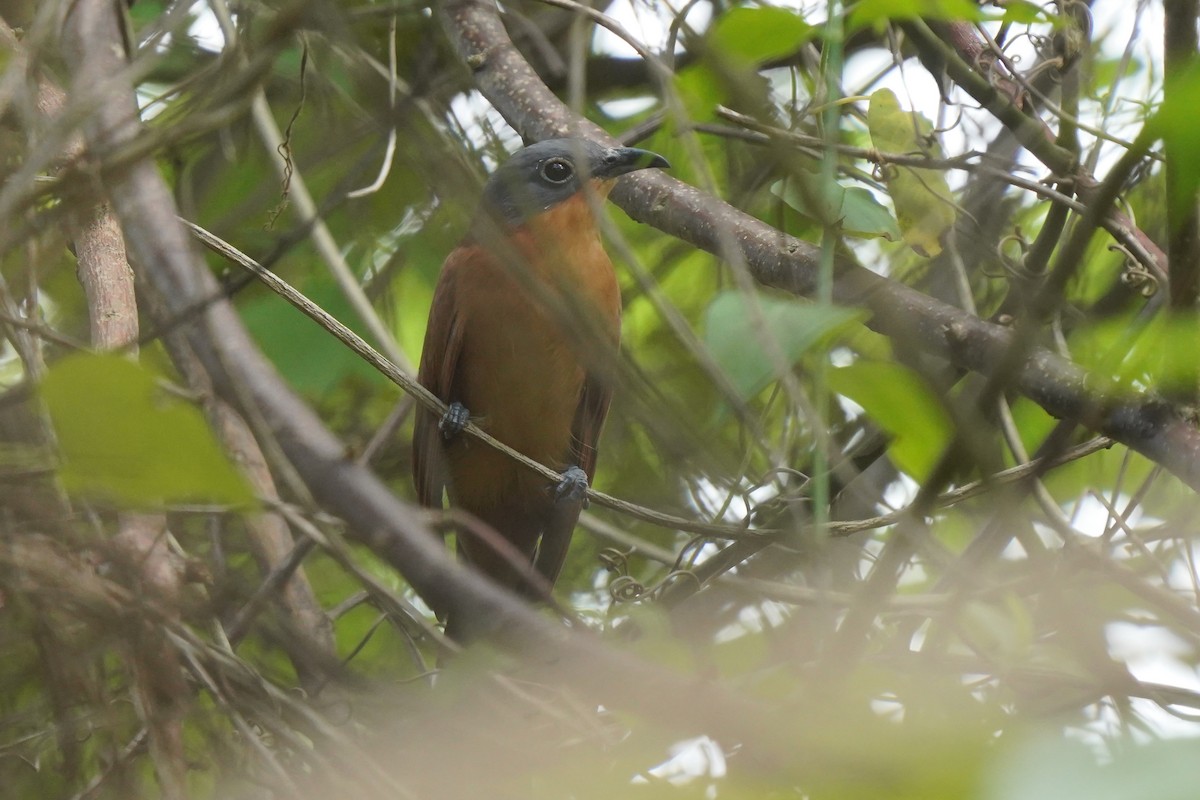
(555, 465, 590, 507)
(439, 402, 470, 440)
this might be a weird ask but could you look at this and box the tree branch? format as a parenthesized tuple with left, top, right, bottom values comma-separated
(906, 18, 1167, 285)
(57, 0, 802, 762)
(438, 0, 1200, 492)
(10, 10, 337, 698)
(29, 14, 190, 797)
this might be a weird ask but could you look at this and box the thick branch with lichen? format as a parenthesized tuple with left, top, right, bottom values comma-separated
(438, 0, 1200, 491)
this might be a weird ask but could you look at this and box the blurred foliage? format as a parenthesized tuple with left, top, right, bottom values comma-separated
(0, 0, 1198, 799)
(867, 88, 956, 257)
(703, 290, 864, 404)
(40, 354, 252, 506)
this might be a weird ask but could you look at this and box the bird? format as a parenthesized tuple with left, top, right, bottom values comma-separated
(412, 138, 669, 642)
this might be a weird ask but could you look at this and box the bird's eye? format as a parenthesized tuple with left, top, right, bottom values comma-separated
(540, 158, 574, 184)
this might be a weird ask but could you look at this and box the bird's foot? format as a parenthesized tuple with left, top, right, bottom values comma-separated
(555, 465, 590, 508)
(439, 401, 470, 440)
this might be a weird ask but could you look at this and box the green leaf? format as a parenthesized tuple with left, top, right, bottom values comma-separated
(241, 276, 384, 395)
(1068, 313, 1200, 393)
(1090, 56, 1146, 97)
(772, 177, 901, 240)
(771, 173, 842, 227)
(129, 0, 171, 31)
(1158, 63, 1200, 225)
(703, 291, 865, 400)
(868, 89, 957, 257)
(1000, 0, 1050, 23)
(848, 0, 983, 31)
(708, 6, 814, 63)
(40, 353, 252, 507)
(828, 361, 953, 481)
(674, 64, 725, 124)
(841, 186, 903, 239)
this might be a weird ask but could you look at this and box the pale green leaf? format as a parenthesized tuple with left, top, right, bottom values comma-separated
(848, 0, 983, 31)
(772, 178, 901, 240)
(704, 291, 865, 401)
(828, 361, 953, 481)
(708, 6, 814, 63)
(41, 353, 252, 507)
(868, 89, 957, 257)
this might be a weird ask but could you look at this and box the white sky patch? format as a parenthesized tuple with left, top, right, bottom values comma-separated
(898, 557, 927, 589)
(405, 586, 436, 622)
(137, 86, 170, 119)
(1067, 493, 1154, 538)
(135, 5, 223, 119)
(1167, 550, 1200, 597)
(688, 475, 783, 526)
(1108, 623, 1196, 680)
(597, 95, 659, 118)
(834, 391, 866, 422)
(1106, 622, 1200, 739)
(908, 617, 932, 653)
(1029, 516, 1069, 550)
(592, 0, 713, 58)
(681, 538, 723, 568)
(715, 599, 791, 643)
(190, 2, 226, 52)
(829, 345, 856, 368)
(871, 692, 906, 722)
(882, 472, 918, 512)
(637, 735, 727, 791)
(447, 90, 522, 158)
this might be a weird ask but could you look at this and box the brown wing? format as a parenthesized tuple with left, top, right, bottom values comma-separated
(569, 371, 612, 483)
(412, 248, 469, 509)
(533, 371, 613, 584)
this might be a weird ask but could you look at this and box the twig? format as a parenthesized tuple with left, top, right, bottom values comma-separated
(207, 0, 414, 374)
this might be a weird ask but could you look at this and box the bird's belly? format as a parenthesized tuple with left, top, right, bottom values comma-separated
(448, 305, 586, 506)
(463, 325, 583, 460)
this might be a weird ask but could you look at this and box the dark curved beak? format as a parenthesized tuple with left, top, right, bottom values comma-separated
(593, 147, 671, 179)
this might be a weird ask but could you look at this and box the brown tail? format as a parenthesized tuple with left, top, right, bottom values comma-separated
(443, 496, 582, 643)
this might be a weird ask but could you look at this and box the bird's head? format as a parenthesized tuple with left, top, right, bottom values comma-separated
(478, 138, 670, 228)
